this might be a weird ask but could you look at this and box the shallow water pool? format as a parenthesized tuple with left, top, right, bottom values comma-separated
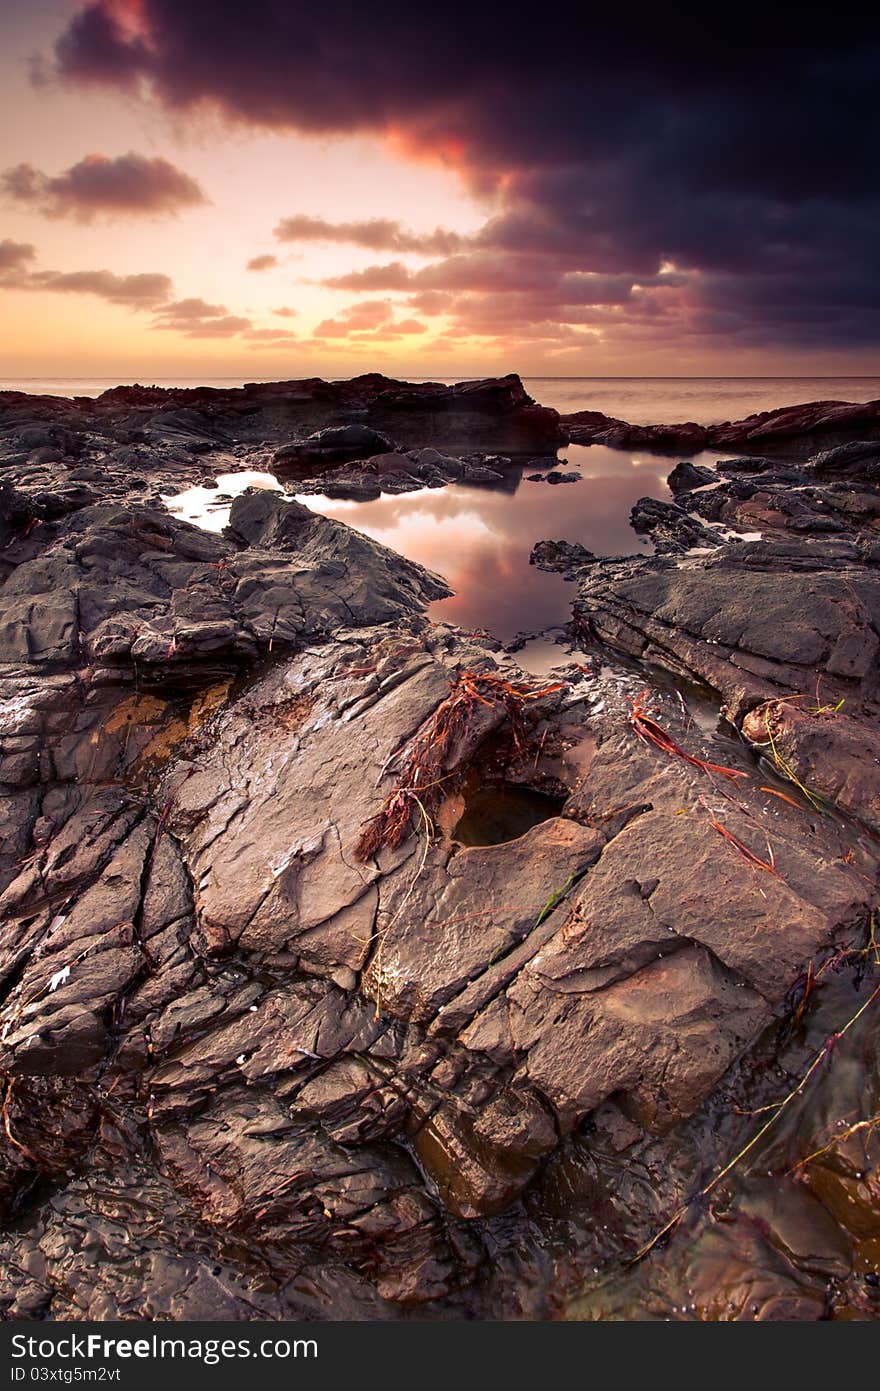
(163, 444, 730, 640)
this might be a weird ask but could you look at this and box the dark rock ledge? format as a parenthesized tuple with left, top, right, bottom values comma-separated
(532, 439, 880, 1317)
(535, 439, 880, 836)
(563, 396, 880, 454)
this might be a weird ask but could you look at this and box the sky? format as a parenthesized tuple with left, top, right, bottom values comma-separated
(1, 1, 879, 380)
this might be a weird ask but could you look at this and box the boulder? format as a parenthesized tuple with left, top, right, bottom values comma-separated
(667, 461, 717, 493)
(273, 424, 396, 475)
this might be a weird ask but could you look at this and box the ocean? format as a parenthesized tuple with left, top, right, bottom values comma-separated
(2, 376, 879, 427)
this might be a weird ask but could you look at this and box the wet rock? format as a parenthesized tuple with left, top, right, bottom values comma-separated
(273, 424, 396, 475)
(295, 1057, 408, 1145)
(738, 1180, 853, 1279)
(682, 1224, 828, 1320)
(412, 1086, 557, 1219)
(2, 381, 879, 1321)
(0, 491, 449, 691)
(310, 471, 383, 501)
(804, 1149, 880, 1242)
(1, 374, 561, 516)
(530, 539, 597, 576)
(714, 455, 778, 473)
(362, 817, 603, 1023)
(561, 396, 880, 453)
(500, 944, 769, 1133)
(562, 410, 709, 452)
(546, 453, 880, 826)
(357, 374, 563, 453)
(154, 1086, 471, 1305)
(0, 1165, 351, 1320)
(807, 439, 880, 481)
(667, 461, 717, 493)
(799, 1061, 880, 1243)
(4, 553, 865, 1317)
(291, 445, 509, 499)
(742, 701, 880, 832)
(0, 482, 44, 562)
(540, 444, 880, 793)
(629, 496, 723, 554)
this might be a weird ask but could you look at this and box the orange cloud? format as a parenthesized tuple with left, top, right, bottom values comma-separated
(152, 298, 251, 336)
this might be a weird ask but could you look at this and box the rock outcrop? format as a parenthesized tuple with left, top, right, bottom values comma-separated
(0, 462, 875, 1319)
(275, 446, 513, 497)
(0, 373, 562, 487)
(538, 445, 880, 834)
(563, 397, 880, 454)
(628, 497, 724, 555)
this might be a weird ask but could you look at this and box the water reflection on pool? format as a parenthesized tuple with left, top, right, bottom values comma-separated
(163, 445, 723, 640)
(298, 445, 679, 638)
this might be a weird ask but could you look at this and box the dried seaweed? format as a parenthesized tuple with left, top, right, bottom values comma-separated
(629, 689, 748, 782)
(354, 670, 564, 861)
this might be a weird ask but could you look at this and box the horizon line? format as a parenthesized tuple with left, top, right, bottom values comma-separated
(3, 374, 880, 384)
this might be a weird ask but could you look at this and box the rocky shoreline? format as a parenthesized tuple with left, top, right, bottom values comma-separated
(562, 396, 880, 454)
(0, 375, 878, 1320)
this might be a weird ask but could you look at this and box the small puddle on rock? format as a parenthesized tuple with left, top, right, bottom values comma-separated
(453, 784, 566, 847)
(162, 471, 284, 531)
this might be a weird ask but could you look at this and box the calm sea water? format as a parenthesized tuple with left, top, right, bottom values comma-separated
(2, 376, 879, 427)
(527, 377, 880, 425)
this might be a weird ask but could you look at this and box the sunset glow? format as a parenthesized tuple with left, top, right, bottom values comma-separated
(1, 3, 878, 378)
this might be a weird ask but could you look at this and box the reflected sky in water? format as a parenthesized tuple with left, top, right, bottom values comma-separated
(307, 444, 681, 638)
(165, 445, 725, 640)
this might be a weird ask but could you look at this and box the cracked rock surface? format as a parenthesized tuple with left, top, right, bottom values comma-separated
(1, 391, 878, 1320)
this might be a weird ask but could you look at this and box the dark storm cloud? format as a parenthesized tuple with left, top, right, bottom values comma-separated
(2, 152, 206, 220)
(49, 2, 880, 350)
(322, 257, 678, 310)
